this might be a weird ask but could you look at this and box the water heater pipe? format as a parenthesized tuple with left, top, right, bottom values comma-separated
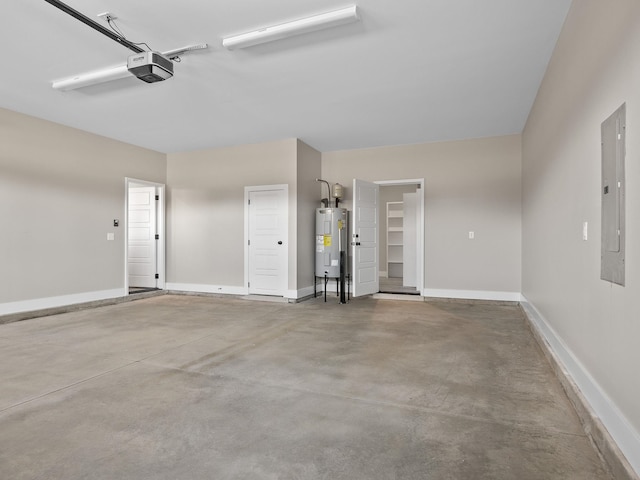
(316, 179, 331, 207)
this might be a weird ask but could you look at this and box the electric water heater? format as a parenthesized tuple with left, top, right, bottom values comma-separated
(315, 207, 348, 278)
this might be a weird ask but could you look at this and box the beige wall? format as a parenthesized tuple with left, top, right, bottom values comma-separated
(522, 0, 640, 471)
(0, 107, 166, 306)
(322, 135, 522, 296)
(166, 139, 300, 291)
(0, 118, 320, 305)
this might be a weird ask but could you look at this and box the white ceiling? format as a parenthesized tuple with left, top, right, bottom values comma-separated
(1, 1, 571, 154)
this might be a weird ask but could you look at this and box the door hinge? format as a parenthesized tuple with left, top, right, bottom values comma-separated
(155, 234, 160, 240)
(155, 195, 159, 201)
(248, 239, 250, 245)
(155, 274, 159, 279)
(248, 282, 250, 288)
(248, 199, 251, 205)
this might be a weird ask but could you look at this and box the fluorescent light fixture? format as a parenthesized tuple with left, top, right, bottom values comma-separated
(162, 43, 208, 59)
(222, 5, 359, 50)
(51, 44, 209, 91)
(52, 64, 131, 91)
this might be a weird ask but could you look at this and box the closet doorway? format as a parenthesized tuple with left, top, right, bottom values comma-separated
(378, 181, 423, 295)
(125, 178, 166, 295)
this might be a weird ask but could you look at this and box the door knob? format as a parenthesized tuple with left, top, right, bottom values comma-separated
(277, 241, 283, 245)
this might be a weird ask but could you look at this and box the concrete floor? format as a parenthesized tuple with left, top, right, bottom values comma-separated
(0, 295, 613, 479)
(379, 276, 420, 295)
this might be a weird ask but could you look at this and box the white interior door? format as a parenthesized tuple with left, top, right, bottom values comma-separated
(248, 187, 288, 296)
(352, 179, 379, 297)
(128, 186, 157, 288)
(403, 192, 418, 287)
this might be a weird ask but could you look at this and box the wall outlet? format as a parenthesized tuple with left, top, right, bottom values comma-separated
(468, 231, 475, 240)
(107, 233, 115, 241)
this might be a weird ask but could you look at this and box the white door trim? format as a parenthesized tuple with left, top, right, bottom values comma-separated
(125, 178, 166, 293)
(244, 184, 289, 296)
(375, 178, 425, 294)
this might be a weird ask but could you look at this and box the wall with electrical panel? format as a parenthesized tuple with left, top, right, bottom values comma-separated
(0, 107, 166, 314)
(522, 1, 640, 476)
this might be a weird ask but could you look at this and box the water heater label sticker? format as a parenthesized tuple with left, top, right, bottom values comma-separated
(324, 235, 332, 247)
(317, 236, 324, 244)
(331, 259, 339, 266)
(316, 246, 324, 253)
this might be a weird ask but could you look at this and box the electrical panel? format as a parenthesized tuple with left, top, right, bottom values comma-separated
(601, 103, 626, 285)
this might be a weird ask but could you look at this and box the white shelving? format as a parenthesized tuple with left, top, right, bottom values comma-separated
(386, 202, 404, 278)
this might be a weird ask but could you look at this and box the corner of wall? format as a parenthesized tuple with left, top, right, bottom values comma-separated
(296, 140, 322, 290)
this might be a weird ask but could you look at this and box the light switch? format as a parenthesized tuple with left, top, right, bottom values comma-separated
(583, 222, 588, 241)
(468, 231, 475, 240)
(107, 233, 115, 241)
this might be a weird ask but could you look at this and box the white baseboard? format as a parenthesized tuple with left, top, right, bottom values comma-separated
(0, 288, 126, 316)
(166, 283, 248, 296)
(422, 288, 521, 302)
(167, 283, 319, 301)
(315, 284, 520, 303)
(286, 285, 316, 300)
(521, 296, 640, 478)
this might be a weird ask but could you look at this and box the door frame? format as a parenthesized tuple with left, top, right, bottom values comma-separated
(244, 184, 289, 296)
(124, 177, 166, 294)
(376, 178, 425, 294)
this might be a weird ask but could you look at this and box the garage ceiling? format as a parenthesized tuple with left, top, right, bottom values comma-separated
(0, 1, 571, 153)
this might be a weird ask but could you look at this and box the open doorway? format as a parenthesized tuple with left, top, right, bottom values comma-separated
(125, 178, 165, 295)
(378, 182, 422, 295)
(352, 178, 424, 298)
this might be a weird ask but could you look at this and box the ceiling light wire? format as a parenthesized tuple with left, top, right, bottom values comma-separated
(44, 0, 145, 54)
(105, 16, 153, 52)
